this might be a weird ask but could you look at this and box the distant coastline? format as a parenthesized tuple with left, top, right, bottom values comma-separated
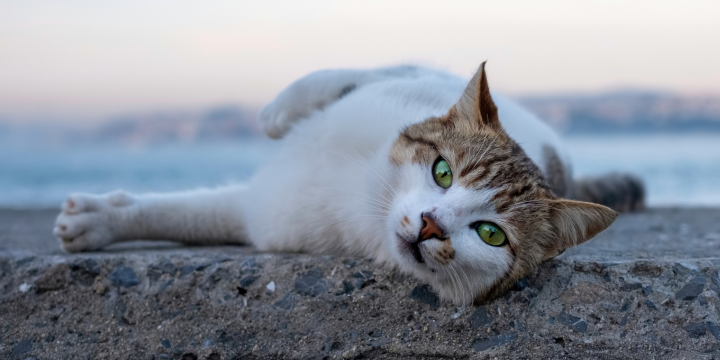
(2, 90, 720, 147)
(517, 90, 720, 134)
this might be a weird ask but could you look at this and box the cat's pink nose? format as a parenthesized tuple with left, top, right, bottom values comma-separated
(419, 213, 444, 242)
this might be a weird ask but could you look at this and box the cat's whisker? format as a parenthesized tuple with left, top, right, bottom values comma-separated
(471, 133, 498, 170)
(314, 186, 392, 209)
(441, 265, 461, 303)
(454, 262, 474, 306)
(449, 263, 467, 306)
(313, 214, 389, 235)
(335, 176, 396, 209)
(507, 199, 545, 206)
(502, 199, 562, 212)
(458, 267, 471, 306)
(447, 264, 462, 304)
(320, 177, 395, 207)
(468, 137, 489, 171)
(507, 203, 562, 212)
(452, 263, 471, 306)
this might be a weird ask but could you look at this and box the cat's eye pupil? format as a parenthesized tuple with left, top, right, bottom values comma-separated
(476, 222, 506, 246)
(432, 158, 453, 189)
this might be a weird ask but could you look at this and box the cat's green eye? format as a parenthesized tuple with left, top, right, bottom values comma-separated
(476, 222, 507, 246)
(432, 158, 452, 189)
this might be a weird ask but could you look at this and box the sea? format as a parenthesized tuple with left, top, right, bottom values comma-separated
(1, 134, 719, 208)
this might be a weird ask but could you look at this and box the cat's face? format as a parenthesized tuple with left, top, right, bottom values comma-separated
(385, 63, 617, 305)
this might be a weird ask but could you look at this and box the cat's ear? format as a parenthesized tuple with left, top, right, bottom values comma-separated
(452, 61, 501, 129)
(541, 199, 618, 261)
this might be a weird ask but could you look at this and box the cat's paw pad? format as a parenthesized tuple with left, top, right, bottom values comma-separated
(54, 191, 134, 253)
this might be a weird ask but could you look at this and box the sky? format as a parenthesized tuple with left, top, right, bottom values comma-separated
(1, 0, 719, 124)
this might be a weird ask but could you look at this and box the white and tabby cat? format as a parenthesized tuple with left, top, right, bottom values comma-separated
(54, 62, 643, 304)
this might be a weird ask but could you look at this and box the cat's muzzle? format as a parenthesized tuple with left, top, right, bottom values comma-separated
(396, 233, 425, 263)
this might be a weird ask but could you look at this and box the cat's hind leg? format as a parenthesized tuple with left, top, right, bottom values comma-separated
(53, 186, 248, 252)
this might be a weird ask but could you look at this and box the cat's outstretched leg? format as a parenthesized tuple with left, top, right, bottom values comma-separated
(259, 66, 430, 138)
(53, 187, 247, 252)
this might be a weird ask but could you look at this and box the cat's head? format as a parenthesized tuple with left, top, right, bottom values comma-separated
(386, 62, 617, 305)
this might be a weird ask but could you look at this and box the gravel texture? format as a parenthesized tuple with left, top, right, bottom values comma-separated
(2, 208, 720, 359)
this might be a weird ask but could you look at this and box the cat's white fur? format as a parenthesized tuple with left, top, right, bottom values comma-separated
(54, 65, 570, 304)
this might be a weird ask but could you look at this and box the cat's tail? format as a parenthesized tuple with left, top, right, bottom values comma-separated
(572, 173, 645, 212)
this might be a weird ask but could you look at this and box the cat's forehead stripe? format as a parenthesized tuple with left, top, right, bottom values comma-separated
(401, 133, 438, 150)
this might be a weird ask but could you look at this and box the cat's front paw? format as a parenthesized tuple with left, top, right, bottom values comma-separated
(53, 191, 135, 253)
(258, 106, 295, 139)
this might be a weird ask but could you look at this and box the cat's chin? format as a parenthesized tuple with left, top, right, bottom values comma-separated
(400, 262, 480, 306)
(389, 232, 482, 304)
(390, 248, 480, 305)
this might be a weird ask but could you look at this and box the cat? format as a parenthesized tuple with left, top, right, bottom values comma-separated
(53, 62, 643, 305)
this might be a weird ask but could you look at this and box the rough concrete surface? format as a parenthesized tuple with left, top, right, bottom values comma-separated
(2, 208, 720, 359)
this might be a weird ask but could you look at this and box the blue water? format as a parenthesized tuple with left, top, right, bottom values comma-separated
(0, 139, 276, 208)
(564, 135, 720, 206)
(1, 135, 719, 208)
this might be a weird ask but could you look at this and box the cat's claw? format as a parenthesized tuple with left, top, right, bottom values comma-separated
(53, 191, 134, 253)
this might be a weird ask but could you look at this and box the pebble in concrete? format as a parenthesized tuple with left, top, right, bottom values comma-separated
(294, 268, 331, 297)
(239, 275, 260, 288)
(109, 266, 140, 288)
(706, 322, 720, 340)
(683, 323, 706, 338)
(709, 270, 720, 295)
(337, 281, 355, 295)
(11, 340, 33, 356)
(471, 333, 518, 352)
(468, 306, 493, 328)
(179, 265, 196, 277)
(274, 292, 295, 310)
(558, 312, 587, 333)
(351, 270, 375, 289)
(620, 282, 642, 292)
(69, 259, 100, 286)
(351, 270, 373, 279)
(675, 275, 706, 300)
(410, 284, 440, 309)
(35, 263, 69, 292)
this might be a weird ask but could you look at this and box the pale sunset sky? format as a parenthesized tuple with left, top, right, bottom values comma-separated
(1, 0, 719, 123)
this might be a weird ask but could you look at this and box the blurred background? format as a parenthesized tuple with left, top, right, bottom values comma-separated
(1, 0, 719, 208)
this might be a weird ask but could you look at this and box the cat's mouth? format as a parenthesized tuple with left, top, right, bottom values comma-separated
(396, 233, 425, 263)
